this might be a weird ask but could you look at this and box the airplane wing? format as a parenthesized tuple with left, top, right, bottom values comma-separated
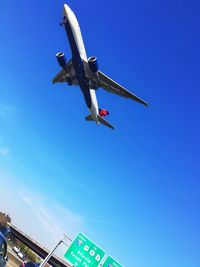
(52, 59, 78, 85)
(52, 69, 67, 84)
(98, 71, 148, 107)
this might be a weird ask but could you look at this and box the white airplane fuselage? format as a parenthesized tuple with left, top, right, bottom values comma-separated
(63, 4, 99, 123)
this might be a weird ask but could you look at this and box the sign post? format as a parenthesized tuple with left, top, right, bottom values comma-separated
(64, 233, 105, 267)
(102, 255, 122, 267)
(39, 240, 63, 267)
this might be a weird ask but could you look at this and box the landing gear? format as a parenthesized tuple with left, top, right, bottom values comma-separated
(88, 80, 98, 89)
(59, 16, 67, 26)
(67, 77, 72, 86)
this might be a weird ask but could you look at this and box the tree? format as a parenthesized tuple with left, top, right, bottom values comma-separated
(26, 249, 38, 263)
(0, 212, 11, 235)
(0, 212, 11, 228)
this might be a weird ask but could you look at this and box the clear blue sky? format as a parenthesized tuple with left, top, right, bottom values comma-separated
(0, 0, 200, 266)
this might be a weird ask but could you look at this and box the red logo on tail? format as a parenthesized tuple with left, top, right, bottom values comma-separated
(99, 109, 109, 117)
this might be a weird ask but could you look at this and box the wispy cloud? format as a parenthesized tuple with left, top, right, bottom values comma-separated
(0, 171, 114, 259)
(19, 187, 85, 245)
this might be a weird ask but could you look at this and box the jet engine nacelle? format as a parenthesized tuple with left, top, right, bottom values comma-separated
(88, 56, 99, 73)
(56, 52, 67, 68)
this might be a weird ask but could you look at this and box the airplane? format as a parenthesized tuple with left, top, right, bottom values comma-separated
(52, 4, 148, 130)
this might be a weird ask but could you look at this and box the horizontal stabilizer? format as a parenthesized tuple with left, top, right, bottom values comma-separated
(85, 114, 94, 121)
(97, 115, 114, 130)
(85, 114, 114, 130)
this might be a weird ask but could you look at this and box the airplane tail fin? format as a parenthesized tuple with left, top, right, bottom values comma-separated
(85, 114, 114, 130)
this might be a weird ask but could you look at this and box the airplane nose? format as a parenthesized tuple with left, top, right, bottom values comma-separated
(63, 4, 68, 17)
(62, 4, 71, 25)
(63, 4, 71, 18)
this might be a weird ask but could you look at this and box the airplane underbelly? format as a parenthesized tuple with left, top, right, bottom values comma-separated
(89, 89, 98, 121)
(82, 88, 98, 120)
(63, 6, 98, 114)
(82, 88, 92, 109)
(63, 5, 87, 61)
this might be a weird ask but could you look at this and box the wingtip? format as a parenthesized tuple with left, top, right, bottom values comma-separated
(141, 100, 149, 107)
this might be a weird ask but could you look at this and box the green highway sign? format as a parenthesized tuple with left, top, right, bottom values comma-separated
(102, 256, 122, 267)
(64, 233, 105, 267)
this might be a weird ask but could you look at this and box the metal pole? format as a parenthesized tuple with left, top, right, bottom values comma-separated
(39, 240, 62, 267)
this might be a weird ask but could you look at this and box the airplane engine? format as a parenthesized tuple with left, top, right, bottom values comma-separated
(88, 56, 99, 73)
(56, 52, 67, 68)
